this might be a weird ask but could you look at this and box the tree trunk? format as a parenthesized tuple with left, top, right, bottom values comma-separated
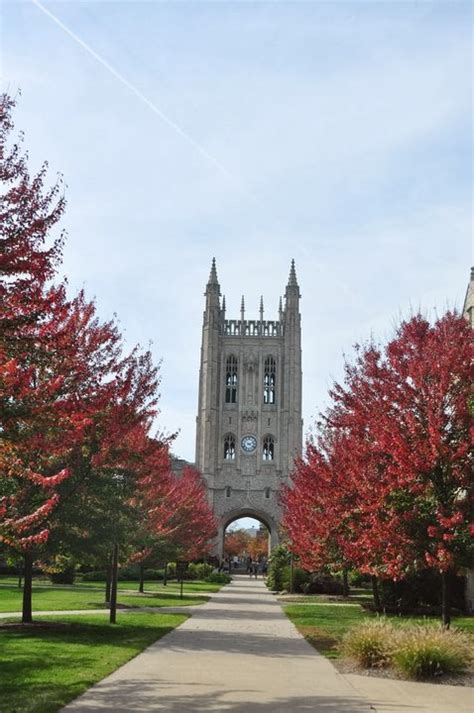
(22, 552, 33, 624)
(342, 568, 349, 598)
(163, 563, 168, 587)
(139, 563, 145, 593)
(371, 575, 381, 612)
(109, 542, 119, 624)
(105, 560, 112, 603)
(441, 571, 451, 629)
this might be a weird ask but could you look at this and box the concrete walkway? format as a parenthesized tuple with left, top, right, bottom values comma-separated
(60, 576, 473, 713)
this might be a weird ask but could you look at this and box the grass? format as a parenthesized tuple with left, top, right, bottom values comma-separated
(341, 619, 397, 668)
(0, 575, 223, 593)
(341, 619, 474, 679)
(279, 588, 373, 605)
(0, 611, 187, 713)
(285, 604, 366, 659)
(392, 625, 473, 679)
(284, 602, 474, 661)
(81, 579, 224, 593)
(0, 581, 207, 613)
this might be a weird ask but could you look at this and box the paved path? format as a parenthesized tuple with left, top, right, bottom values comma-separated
(60, 576, 473, 713)
(61, 575, 370, 712)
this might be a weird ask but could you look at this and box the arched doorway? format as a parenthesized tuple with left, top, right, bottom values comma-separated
(217, 508, 279, 562)
(224, 517, 269, 571)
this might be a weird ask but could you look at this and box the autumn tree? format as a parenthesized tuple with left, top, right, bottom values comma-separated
(248, 532, 269, 561)
(283, 312, 473, 626)
(0, 94, 79, 621)
(225, 529, 251, 559)
(41, 292, 162, 612)
(133, 459, 217, 588)
(0, 95, 163, 622)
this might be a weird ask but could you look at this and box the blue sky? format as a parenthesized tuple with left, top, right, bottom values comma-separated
(1, 0, 472, 462)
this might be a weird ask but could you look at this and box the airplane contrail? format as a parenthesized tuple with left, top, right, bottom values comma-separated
(31, 0, 236, 182)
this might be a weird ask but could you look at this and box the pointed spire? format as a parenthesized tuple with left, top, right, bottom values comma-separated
(207, 257, 219, 287)
(285, 259, 301, 302)
(259, 295, 264, 321)
(287, 258, 298, 287)
(278, 295, 283, 318)
(204, 257, 220, 308)
(222, 294, 226, 313)
(240, 295, 245, 322)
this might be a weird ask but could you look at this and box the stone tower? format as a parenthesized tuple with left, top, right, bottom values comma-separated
(195, 259, 303, 557)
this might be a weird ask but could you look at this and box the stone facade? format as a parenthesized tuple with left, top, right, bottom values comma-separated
(195, 259, 303, 557)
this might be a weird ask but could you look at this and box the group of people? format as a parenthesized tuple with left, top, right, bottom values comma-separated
(218, 555, 268, 579)
(246, 556, 268, 579)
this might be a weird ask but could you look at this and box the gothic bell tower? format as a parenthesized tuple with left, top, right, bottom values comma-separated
(195, 259, 303, 556)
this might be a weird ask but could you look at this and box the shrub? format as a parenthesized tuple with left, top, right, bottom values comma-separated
(302, 573, 344, 595)
(142, 569, 164, 581)
(188, 562, 214, 580)
(50, 568, 75, 585)
(167, 562, 176, 578)
(341, 620, 397, 668)
(118, 565, 140, 581)
(379, 571, 466, 614)
(205, 572, 231, 584)
(282, 566, 310, 593)
(81, 567, 164, 582)
(82, 570, 107, 582)
(266, 545, 290, 591)
(349, 570, 371, 587)
(393, 626, 472, 680)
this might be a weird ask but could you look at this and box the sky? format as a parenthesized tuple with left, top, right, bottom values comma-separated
(1, 0, 472, 465)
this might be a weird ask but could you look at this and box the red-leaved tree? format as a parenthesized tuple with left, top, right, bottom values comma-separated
(283, 312, 473, 626)
(132, 453, 217, 584)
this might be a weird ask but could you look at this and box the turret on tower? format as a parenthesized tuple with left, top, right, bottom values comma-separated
(205, 257, 221, 310)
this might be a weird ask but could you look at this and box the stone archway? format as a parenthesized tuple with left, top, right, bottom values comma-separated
(217, 507, 280, 561)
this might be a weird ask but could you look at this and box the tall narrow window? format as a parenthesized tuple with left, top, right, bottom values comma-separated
(263, 356, 276, 404)
(263, 435, 274, 461)
(223, 433, 236, 460)
(225, 486, 231, 498)
(225, 355, 238, 403)
(265, 487, 271, 499)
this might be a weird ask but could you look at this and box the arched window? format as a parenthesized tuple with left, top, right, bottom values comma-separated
(223, 433, 236, 460)
(265, 487, 271, 499)
(263, 356, 276, 404)
(225, 355, 238, 403)
(263, 434, 274, 461)
(225, 486, 231, 498)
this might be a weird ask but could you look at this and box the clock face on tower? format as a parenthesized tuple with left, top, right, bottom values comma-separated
(241, 435, 257, 453)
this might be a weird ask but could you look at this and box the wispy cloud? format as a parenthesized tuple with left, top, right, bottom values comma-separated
(31, 0, 236, 181)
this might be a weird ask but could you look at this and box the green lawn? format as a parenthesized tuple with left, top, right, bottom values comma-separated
(0, 575, 223, 593)
(279, 588, 373, 605)
(284, 602, 474, 660)
(0, 581, 207, 613)
(0, 612, 187, 713)
(81, 579, 224, 593)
